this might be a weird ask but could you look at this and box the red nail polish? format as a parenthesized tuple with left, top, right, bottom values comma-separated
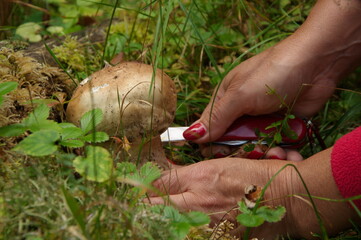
(183, 123, 206, 141)
(269, 155, 283, 160)
(247, 150, 264, 159)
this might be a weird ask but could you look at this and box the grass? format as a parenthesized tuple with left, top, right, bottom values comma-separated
(1, 0, 361, 239)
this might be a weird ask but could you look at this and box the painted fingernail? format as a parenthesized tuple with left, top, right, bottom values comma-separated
(247, 150, 264, 159)
(269, 155, 283, 160)
(183, 123, 206, 141)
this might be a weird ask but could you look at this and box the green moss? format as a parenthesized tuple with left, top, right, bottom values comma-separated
(52, 36, 87, 72)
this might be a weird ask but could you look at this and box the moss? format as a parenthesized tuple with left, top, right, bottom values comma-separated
(0, 46, 76, 161)
(52, 36, 87, 72)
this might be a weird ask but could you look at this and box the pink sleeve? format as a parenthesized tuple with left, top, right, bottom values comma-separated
(331, 126, 361, 209)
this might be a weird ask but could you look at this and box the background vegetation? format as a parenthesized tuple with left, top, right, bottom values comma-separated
(1, 0, 360, 239)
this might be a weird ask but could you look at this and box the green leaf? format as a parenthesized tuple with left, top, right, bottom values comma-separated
(243, 143, 255, 152)
(238, 200, 251, 214)
(116, 162, 137, 176)
(274, 132, 282, 143)
(60, 126, 83, 140)
(171, 222, 191, 240)
(61, 186, 88, 237)
(21, 104, 61, 132)
(139, 162, 161, 185)
(236, 213, 265, 227)
(59, 139, 84, 148)
(82, 131, 109, 143)
(281, 121, 298, 140)
(256, 205, 286, 223)
(15, 22, 42, 42)
(73, 146, 113, 182)
(0, 81, 17, 95)
(23, 104, 50, 126)
(185, 211, 210, 226)
(29, 120, 61, 133)
(80, 109, 103, 134)
(13, 130, 59, 156)
(265, 120, 282, 130)
(0, 124, 26, 137)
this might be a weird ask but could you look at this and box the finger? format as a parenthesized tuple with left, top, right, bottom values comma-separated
(264, 146, 287, 160)
(285, 149, 303, 161)
(232, 144, 267, 159)
(146, 192, 203, 213)
(183, 92, 243, 144)
(148, 168, 189, 197)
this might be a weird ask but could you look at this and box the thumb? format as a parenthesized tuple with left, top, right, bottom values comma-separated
(183, 93, 243, 143)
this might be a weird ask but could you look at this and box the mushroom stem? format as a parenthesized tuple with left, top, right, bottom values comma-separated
(104, 136, 170, 169)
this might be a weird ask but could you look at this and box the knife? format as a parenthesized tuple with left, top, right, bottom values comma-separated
(160, 114, 308, 147)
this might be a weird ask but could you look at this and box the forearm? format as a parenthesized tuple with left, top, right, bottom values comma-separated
(264, 148, 359, 238)
(282, 0, 361, 81)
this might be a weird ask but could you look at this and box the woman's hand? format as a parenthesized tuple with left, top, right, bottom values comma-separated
(183, 0, 361, 144)
(147, 149, 358, 239)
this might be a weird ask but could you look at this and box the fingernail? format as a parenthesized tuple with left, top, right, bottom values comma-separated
(269, 155, 282, 160)
(183, 123, 206, 141)
(247, 150, 264, 159)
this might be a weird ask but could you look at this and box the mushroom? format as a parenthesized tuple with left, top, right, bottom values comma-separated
(66, 62, 177, 168)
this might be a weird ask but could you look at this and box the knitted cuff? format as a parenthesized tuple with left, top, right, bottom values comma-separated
(331, 126, 361, 209)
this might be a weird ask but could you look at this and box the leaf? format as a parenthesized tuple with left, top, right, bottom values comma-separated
(82, 131, 109, 143)
(243, 143, 255, 152)
(60, 126, 83, 140)
(236, 213, 264, 227)
(13, 130, 59, 156)
(265, 120, 282, 130)
(274, 132, 282, 143)
(61, 186, 88, 237)
(281, 121, 298, 140)
(23, 104, 49, 127)
(59, 139, 84, 148)
(0, 81, 17, 96)
(15, 22, 42, 42)
(185, 211, 210, 226)
(21, 104, 62, 132)
(238, 200, 251, 214)
(171, 222, 192, 240)
(80, 109, 103, 134)
(256, 205, 286, 223)
(116, 162, 137, 176)
(73, 146, 113, 182)
(139, 162, 161, 185)
(29, 120, 61, 133)
(0, 124, 26, 137)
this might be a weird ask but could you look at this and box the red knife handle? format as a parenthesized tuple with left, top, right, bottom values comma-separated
(216, 114, 307, 146)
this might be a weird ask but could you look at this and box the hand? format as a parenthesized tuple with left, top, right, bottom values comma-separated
(147, 149, 357, 239)
(183, 0, 361, 144)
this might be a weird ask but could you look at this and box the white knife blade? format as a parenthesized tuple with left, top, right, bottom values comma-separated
(160, 127, 249, 146)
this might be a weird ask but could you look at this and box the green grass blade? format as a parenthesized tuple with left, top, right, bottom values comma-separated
(43, 42, 78, 86)
(61, 186, 89, 238)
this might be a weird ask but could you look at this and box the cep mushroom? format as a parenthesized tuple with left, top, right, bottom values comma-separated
(66, 62, 177, 168)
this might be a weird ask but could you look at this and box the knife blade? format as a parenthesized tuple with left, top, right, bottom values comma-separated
(160, 114, 308, 147)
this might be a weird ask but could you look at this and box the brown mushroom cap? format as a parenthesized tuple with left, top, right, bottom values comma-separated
(66, 62, 177, 143)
